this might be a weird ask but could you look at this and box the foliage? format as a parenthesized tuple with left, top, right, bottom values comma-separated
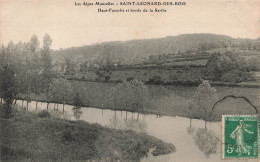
(206, 51, 254, 82)
(0, 64, 16, 106)
(193, 128, 218, 158)
(220, 70, 253, 83)
(48, 78, 72, 103)
(62, 129, 76, 142)
(52, 33, 258, 67)
(73, 92, 83, 108)
(40, 34, 53, 91)
(1, 110, 175, 161)
(111, 79, 149, 112)
(30, 36, 42, 93)
(147, 76, 163, 85)
(72, 92, 83, 120)
(247, 58, 260, 71)
(104, 75, 110, 82)
(0, 34, 54, 95)
(0, 64, 17, 118)
(65, 58, 76, 75)
(72, 108, 82, 120)
(37, 110, 51, 118)
(189, 80, 218, 121)
(109, 116, 148, 133)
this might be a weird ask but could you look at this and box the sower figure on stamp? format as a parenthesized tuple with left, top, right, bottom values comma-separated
(230, 119, 254, 155)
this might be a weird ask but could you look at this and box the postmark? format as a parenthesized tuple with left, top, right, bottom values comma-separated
(222, 115, 259, 159)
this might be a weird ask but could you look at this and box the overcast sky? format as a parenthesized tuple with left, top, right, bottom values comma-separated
(1, 0, 259, 49)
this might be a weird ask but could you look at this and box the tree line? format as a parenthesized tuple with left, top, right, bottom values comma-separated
(0, 34, 53, 117)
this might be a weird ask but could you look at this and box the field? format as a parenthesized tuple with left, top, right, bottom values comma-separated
(0, 109, 175, 161)
(19, 81, 260, 121)
(67, 68, 204, 85)
(71, 81, 260, 120)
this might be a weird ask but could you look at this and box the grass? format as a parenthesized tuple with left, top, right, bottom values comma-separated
(17, 81, 260, 121)
(66, 68, 205, 84)
(0, 109, 175, 161)
(69, 81, 259, 119)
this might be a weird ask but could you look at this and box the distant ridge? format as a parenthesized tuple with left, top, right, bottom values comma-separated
(52, 33, 259, 64)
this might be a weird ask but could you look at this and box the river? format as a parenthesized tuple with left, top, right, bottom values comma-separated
(14, 100, 258, 162)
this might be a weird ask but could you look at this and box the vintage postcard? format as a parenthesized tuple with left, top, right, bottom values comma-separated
(0, 0, 259, 161)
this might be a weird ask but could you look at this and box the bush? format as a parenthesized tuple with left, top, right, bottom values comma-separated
(82, 76, 86, 81)
(105, 75, 110, 82)
(152, 142, 175, 156)
(116, 79, 123, 83)
(126, 77, 134, 81)
(37, 110, 51, 118)
(220, 70, 253, 83)
(146, 76, 163, 85)
(62, 130, 76, 142)
(0, 104, 13, 119)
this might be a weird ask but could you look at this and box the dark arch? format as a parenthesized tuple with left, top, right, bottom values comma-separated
(209, 95, 258, 119)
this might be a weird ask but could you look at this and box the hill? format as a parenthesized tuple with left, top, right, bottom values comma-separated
(53, 34, 259, 63)
(51, 33, 259, 65)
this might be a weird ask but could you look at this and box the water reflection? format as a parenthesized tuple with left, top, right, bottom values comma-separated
(50, 110, 72, 120)
(72, 107, 83, 120)
(108, 115, 148, 133)
(14, 99, 233, 161)
(188, 127, 218, 158)
(186, 126, 196, 135)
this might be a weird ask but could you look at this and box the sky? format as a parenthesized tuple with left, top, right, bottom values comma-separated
(0, 0, 260, 50)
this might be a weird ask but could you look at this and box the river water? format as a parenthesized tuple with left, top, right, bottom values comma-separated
(14, 100, 258, 162)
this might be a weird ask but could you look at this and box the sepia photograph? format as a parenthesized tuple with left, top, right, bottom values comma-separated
(0, 0, 260, 161)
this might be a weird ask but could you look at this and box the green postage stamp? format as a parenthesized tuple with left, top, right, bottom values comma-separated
(222, 115, 259, 159)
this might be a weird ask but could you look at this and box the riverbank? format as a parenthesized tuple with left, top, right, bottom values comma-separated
(0, 108, 175, 161)
(15, 81, 260, 121)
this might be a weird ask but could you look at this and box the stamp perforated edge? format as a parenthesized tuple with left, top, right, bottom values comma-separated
(221, 114, 259, 160)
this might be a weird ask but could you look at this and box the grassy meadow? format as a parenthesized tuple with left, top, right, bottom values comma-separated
(66, 68, 204, 84)
(0, 108, 175, 161)
(18, 81, 260, 121)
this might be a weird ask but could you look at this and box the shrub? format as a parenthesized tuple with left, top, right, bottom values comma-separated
(126, 77, 134, 81)
(0, 104, 13, 119)
(220, 70, 253, 83)
(116, 79, 123, 83)
(146, 76, 163, 85)
(62, 130, 75, 142)
(105, 75, 110, 82)
(152, 142, 175, 156)
(37, 110, 51, 118)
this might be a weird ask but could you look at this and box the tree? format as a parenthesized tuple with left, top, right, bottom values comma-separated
(206, 52, 231, 79)
(72, 92, 83, 120)
(0, 64, 17, 118)
(130, 79, 149, 113)
(206, 52, 252, 82)
(65, 58, 76, 75)
(220, 70, 253, 83)
(40, 34, 53, 91)
(48, 78, 72, 112)
(111, 79, 149, 119)
(190, 80, 218, 129)
(187, 100, 193, 127)
(248, 58, 260, 71)
(29, 35, 40, 54)
(29, 35, 41, 93)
